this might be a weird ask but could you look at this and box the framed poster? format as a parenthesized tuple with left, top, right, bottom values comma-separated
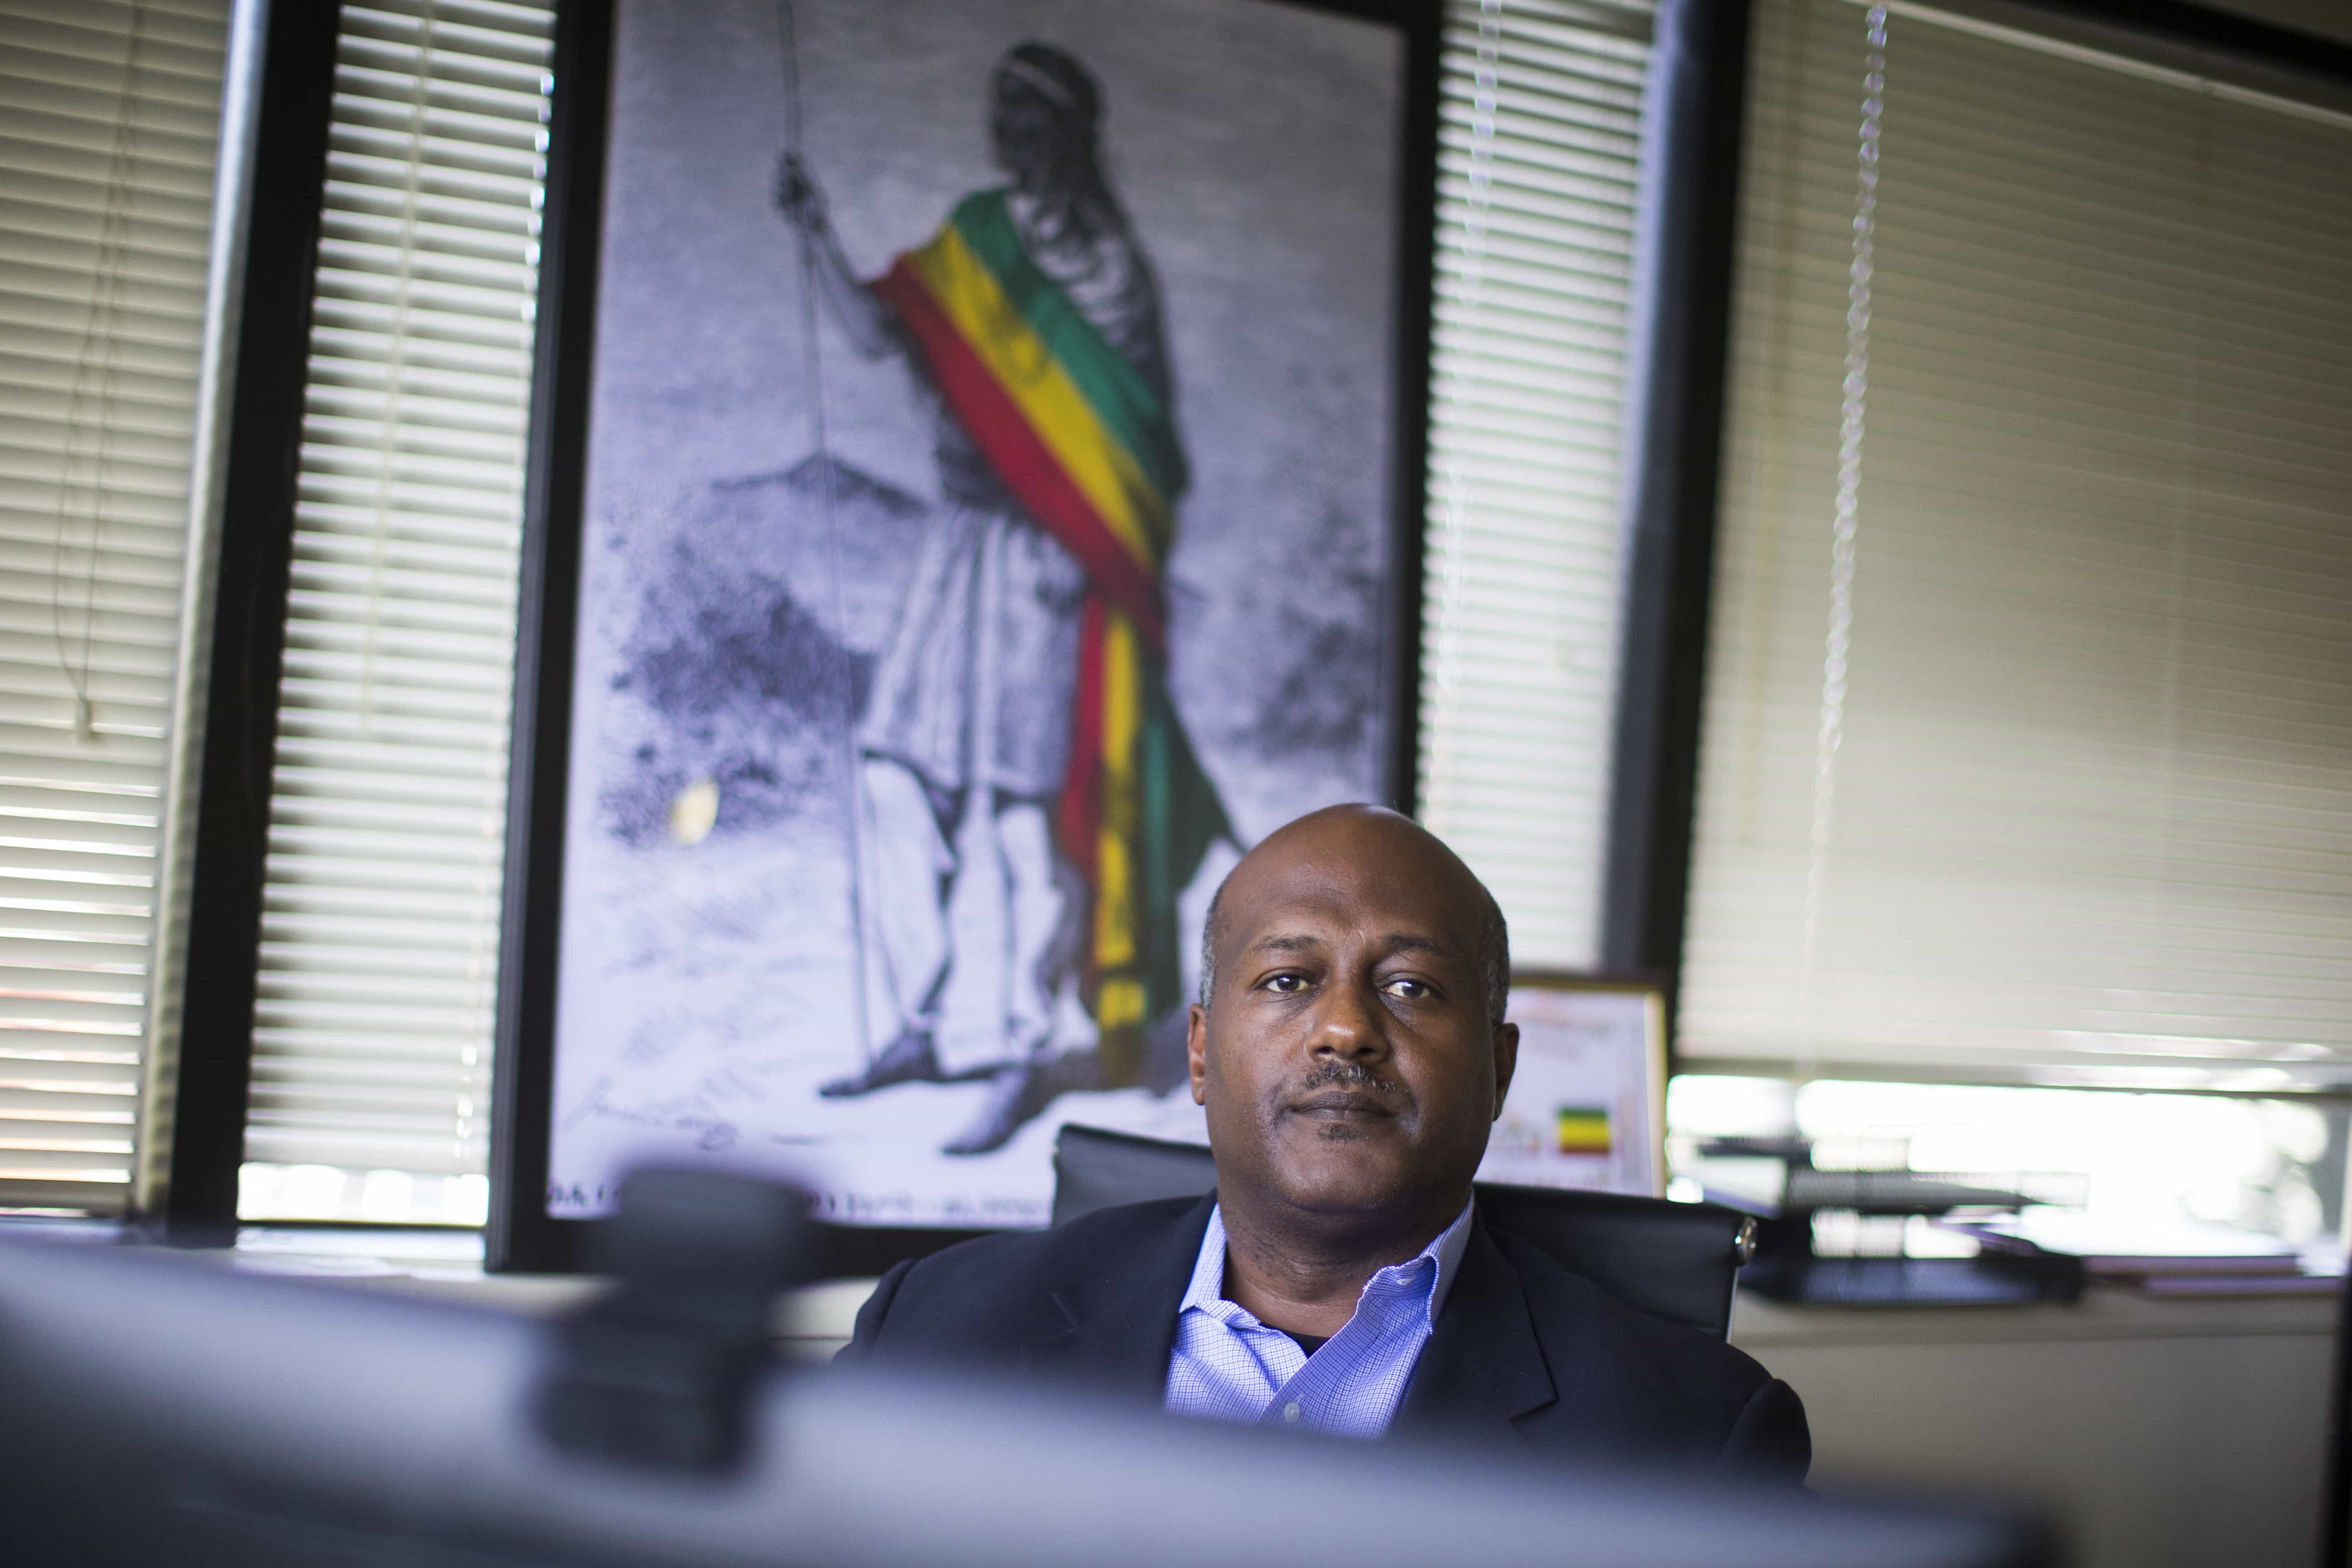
(1477, 977, 1667, 1199)
(492, 0, 1436, 1265)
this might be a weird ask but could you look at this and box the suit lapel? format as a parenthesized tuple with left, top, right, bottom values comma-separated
(1394, 1215, 1557, 1442)
(1022, 1192, 1215, 1406)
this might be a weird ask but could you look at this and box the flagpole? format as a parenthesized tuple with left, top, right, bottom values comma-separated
(775, 0, 874, 1068)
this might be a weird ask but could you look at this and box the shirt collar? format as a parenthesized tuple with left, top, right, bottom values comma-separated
(1181, 1196, 1478, 1329)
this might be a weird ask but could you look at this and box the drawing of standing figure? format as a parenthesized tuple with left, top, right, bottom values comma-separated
(775, 42, 1231, 1156)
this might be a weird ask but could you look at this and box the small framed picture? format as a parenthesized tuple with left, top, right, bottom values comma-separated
(1478, 976, 1667, 1199)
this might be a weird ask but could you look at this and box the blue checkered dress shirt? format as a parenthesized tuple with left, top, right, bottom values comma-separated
(1161, 1198, 1475, 1439)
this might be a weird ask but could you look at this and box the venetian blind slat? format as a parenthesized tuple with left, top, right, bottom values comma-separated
(1678, 0, 2352, 1087)
(1417, 0, 1653, 971)
(0, 0, 225, 1213)
(240, 0, 550, 1213)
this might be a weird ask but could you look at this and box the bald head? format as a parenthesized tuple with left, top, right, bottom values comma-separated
(1185, 804, 1519, 1245)
(1200, 806, 1509, 1029)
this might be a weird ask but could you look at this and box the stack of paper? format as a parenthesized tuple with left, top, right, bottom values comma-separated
(1949, 1212, 2340, 1297)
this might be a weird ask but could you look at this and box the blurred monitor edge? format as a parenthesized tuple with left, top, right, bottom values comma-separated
(0, 1230, 2049, 1568)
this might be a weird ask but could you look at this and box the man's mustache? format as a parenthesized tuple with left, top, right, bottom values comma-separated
(1293, 1059, 1405, 1098)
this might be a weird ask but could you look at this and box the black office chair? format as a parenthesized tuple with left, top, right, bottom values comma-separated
(1052, 1124, 1757, 1341)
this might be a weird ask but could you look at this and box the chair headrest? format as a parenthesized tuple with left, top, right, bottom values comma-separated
(1049, 1123, 1749, 1339)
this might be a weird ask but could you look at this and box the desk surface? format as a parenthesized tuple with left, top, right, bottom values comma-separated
(51, 1223, 2341, 1353)
(1730, 1279, 2337, 1348)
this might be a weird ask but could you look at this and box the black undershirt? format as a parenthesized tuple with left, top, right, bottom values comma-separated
(1281, 1330, 1330, 1357)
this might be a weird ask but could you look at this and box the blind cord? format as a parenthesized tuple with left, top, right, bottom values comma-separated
(1798, 3, 1885, 1069)
(355, 2, 441, 733)
(50, 0, 152, 745)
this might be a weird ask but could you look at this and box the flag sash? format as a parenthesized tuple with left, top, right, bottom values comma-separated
(871, 190, 1229, 1069)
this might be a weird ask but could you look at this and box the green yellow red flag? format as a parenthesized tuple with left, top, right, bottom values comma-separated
(871, 190, 1230, 1083)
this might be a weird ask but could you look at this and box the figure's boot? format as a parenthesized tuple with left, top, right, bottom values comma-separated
(940, 1048, 1101, 1156)
(818, 1027, 945, 1098)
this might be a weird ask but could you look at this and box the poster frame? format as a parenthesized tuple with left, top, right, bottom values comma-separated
(487, 0, 1441, 1272)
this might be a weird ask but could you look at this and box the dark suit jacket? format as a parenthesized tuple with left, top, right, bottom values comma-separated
(841, 1194, 1809, 1483)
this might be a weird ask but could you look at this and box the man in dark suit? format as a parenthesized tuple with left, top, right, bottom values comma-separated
(841, 804, 1809, 1480)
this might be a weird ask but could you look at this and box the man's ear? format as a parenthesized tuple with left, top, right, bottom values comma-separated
(1186, 1003, 1210, 1107)
(1490, 1020, 1519, 1120)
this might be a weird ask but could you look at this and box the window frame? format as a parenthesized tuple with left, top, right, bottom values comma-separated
(149, 0, 344, 1245)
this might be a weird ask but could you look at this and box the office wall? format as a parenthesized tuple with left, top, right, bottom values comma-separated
(1734, 1292, 2337, 1568)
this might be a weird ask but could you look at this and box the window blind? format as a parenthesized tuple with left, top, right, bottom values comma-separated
(239, 0, 552, 1225)
(1679, 0, 2352, 1088)
(0, 0, 227, 1214)
(1416, 0, 1654, 971)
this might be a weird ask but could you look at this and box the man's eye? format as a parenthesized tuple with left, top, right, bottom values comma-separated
(1385, 977, 1431, 999)
(1264, 973, 1308, 994)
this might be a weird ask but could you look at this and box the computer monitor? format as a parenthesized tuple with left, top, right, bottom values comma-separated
(0, 1227, 2044, 1568)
